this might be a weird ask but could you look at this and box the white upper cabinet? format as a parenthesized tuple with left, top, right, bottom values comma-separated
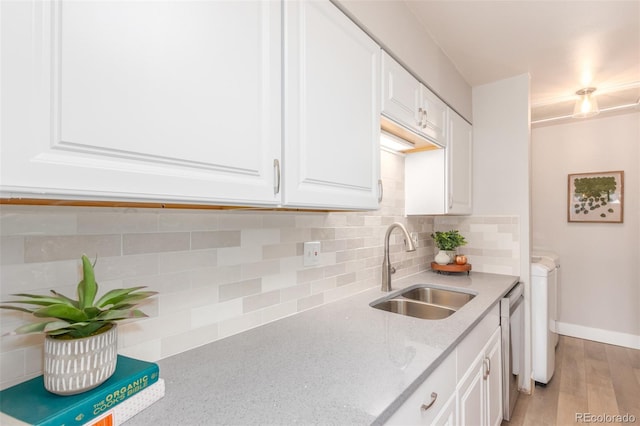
(1, 1, 282, 206)
(1, 0, 381, 210)
(283, 1, 381, 210)
(420, 86, 448, 147)
(381, 51, 447, 146)
(405, 108, 473, 215)
(447, 111, 473, 214)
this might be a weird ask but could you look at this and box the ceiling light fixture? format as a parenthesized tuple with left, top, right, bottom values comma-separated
(572, 87, 599, 118)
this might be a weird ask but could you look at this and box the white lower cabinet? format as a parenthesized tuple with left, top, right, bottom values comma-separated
(431, 392, 456, 426)
(386, 350, 456, 425)
(458, 327, 502, 426)
(385, 304, 502, 426)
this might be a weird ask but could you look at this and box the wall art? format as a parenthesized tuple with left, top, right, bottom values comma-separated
(568, 170, 624, 223)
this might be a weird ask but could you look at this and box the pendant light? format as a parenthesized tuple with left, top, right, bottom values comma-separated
(572, 87, 599, 118)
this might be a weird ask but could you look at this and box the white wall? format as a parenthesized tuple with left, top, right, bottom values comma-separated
(472, 74, 531, 280)
(334, 0, 472, 121)
(531, 112, 640, 349)
(472, 73, 532, 391)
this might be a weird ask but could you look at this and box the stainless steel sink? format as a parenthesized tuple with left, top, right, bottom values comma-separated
(370, 285, 476, 320)
(400, 286, 475, 310)
(372, 298, 456, 320)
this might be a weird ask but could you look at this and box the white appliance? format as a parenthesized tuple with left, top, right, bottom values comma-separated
(531, 252, 560, 384)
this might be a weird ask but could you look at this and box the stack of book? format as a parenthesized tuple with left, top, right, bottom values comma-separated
(0, 355, 164, 426)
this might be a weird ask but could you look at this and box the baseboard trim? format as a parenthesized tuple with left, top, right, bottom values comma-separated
(556, 321, 640, 350)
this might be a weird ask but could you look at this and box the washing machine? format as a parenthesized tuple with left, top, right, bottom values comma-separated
(531, 253, 559, 384)
(532, 251, 560, 346)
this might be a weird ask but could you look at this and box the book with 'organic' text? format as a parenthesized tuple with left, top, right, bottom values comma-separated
(0, 355, 159, 426)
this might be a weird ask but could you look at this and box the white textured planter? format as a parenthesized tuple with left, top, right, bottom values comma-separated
(435, 250, 452, 265)
(43, 323, 118, 395)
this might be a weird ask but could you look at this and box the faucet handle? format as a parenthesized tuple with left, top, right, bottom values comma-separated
(390, 266, 396, 275)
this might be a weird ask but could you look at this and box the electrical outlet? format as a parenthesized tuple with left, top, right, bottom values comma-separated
(410, 232, 419, 246)
(303, 241, 321, 266)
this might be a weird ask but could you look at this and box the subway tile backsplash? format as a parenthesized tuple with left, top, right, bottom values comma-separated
(0, 151, 519, 389)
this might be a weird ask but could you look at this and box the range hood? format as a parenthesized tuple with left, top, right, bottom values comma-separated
(380, 115, 442, 153)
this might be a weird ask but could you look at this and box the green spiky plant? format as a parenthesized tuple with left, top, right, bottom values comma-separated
(0, 255, 157, 339)
(431, 230, 467, 251)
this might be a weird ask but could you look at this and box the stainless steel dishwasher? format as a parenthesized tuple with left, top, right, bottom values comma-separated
(501, 282, 524, 421)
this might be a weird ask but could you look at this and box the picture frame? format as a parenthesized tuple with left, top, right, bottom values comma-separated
(568, 171, 624, 223)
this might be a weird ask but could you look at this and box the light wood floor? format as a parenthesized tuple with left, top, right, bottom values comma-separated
(504, 335, 640, 426)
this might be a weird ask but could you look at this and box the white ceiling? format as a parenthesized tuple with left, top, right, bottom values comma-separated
(404, 0, 640, 125)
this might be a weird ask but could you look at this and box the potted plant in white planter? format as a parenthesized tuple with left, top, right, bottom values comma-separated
(0, 255, 156, 395)
(431, 230, 467, 265)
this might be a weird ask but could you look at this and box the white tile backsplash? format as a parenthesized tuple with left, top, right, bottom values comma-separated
(0, 151, 519, 389)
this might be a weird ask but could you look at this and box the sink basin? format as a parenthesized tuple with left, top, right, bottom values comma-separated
(372, 298, 456, 320)
(400, 286, 475, 310)
(370, 285, 476, 320)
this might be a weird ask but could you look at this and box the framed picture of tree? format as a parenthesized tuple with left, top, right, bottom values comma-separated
(568, 171, 624, 223)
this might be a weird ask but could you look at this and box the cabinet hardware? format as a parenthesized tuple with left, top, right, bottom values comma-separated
(422, 108, 428, 129)
(420, 392, 438, 411)
(273, 159, 281, 195)
(378, 179, 383, 203)
(417, 107, 424, 127)
(483, 357, 491, 380)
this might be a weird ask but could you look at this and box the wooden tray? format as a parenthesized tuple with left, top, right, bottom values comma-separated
(431, 262, 472, 275)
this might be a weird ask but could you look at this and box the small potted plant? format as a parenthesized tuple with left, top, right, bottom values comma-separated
(431, 230, 467, 265)
(0, 255, 156, 395)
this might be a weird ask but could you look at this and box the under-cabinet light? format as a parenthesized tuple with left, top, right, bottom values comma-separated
(380, 130, 415, 152)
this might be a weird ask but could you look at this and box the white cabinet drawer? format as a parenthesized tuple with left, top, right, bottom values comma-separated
(386, 350, 456, 425)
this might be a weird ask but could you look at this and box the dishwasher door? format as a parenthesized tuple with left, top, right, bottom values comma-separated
(501, 282, 524, 422)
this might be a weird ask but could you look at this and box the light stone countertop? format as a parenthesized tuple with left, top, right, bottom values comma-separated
(127, 270, 519, 425)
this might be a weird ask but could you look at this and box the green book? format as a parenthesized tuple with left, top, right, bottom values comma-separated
(0, 355, 159, 426)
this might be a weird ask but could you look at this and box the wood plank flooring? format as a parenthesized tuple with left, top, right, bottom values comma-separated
(504, 335, 640, 426)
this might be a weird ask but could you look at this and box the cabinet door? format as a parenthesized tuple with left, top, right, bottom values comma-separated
(458, 325, 503, 426)
(381, 52, 422, 134)
(405, 149, 446, 215)
(420, 87, 448, 145)
(458, 352, 485, 426)
(1, 1, 281, 206)
(283, 0, 381, 210)
(447, 111, 473, 214)
(485, 328, 503, 426)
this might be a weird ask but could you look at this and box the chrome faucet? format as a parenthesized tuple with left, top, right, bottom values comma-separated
(381, 222, 416, 292)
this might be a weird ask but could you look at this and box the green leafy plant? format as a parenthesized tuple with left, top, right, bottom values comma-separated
(0, 255, 157, 339)
(431, 230, 467, 251)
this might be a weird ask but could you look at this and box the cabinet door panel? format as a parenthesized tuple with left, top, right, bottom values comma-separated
(283, 0, 380, 209)
(381, 52, 421, 131)
(447, 112, 473, 214)
(405, 149, 445, 215)
(486, 328, 503, 426)
(420, 87, 448, 145)
(458, 354, 485, 426)
(1, 1, 281, 205)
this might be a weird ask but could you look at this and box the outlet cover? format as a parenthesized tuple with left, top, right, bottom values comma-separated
(303, 241, 321, 266)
